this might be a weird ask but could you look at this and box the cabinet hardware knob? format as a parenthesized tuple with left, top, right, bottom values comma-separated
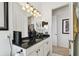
(38, 49, 40, 51)
(46, 42, 48, 44)
(17, 49, 23, 53)
(36, 51, 38, 53)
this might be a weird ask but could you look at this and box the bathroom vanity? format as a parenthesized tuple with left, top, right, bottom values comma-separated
(12, 2, 50, 56)
(13, 37, 50, 56)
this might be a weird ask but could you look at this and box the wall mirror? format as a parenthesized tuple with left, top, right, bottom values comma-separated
(28, 16, 48, 34)
(28, 16, 43, 33)
(0, 2, 8, 30)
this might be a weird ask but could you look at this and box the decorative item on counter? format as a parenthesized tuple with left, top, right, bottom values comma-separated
(28, 24, 37, 45)
(42, 21, 48, 34)
(13, 31, 22, 46)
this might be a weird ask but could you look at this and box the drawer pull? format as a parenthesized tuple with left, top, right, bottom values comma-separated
(46, 42, 48, 44)
(38, 49, 40, 51)
(17, 49, 23, 53)
(36, 51, 38, 53)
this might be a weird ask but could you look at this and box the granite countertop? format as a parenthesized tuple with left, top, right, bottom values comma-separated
(21, 38, 44, 49)
(13, 34, 50, 49)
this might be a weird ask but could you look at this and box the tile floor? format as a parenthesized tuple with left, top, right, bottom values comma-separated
(52, 53, 63, 56)
(52, 45, 69, 56)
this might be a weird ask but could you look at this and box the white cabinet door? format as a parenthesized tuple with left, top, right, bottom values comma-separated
(37, 46, 44, 56)
(43, 41, 50, 56)
(28, 51, 38, 56)
(26, 39, 50, 56)
(28, 46, 44, 56)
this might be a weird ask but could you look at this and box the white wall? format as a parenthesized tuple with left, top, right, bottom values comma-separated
(0, 2, 30, 56)
(0, 3, 4, 27)
(0, 2, 13, 56)
(12, 3, 29, 38)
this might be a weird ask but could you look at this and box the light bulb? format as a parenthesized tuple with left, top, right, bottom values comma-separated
(29, 6, 33, 11)
(31, 11, 33, 15)
(27, 9, 30, 12)
(33, 13, 36, 16)
(26, 3, 30, 9)
(37, 12, 39, 15)
(33, 9, 37, 13)
(22, 6, 26, 11)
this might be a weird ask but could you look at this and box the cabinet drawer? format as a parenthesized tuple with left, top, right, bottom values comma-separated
(13, 45, 26, 56)
(26, 38, 49, 56)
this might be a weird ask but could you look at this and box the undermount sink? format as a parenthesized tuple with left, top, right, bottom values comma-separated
(35, 39, 42, 42)
(22, 40, 29, 43)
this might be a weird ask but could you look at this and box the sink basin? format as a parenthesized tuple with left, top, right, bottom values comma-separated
(22, 40, 29, 42)
(36, 39, 42, 42)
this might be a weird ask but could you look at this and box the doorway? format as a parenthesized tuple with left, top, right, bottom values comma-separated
(52, 5, 69, 56)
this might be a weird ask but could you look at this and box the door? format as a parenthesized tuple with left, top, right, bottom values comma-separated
(52, 16, 58, 46)
(56, 6, 69, 48)
(37, 46, 44, 56)
(52, 6, 69, 48)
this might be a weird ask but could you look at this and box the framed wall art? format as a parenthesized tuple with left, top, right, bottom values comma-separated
(62, 19, 69, 34)
(0, 2, 8, 30)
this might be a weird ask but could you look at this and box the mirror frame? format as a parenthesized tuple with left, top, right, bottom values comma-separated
(0, 2, 8, 30)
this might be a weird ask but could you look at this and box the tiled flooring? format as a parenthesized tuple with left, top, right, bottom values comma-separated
(52, 53, 63, 56)
(52, 45, 69, 56)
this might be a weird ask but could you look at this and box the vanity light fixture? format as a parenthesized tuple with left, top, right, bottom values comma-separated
(25, 3, 34, 13)
(29, 6, 33, 11)
(27, 8, 30, 12)
(33, 13, 37, 16)
(37, 11, 39, 15)
(37, 11, 41, 16)
(22, 2, 41, 17)
(25, 2, 30, 9)
(32, 9, 41, 17)
(33, 9, 37, 13)
(31, 11, 33, 15)
(27, 6, 34, 13)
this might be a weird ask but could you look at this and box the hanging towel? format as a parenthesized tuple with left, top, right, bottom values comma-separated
(73, 5, 78, 40)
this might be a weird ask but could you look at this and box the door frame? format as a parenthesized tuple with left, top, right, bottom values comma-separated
(52, 3, 74, 56)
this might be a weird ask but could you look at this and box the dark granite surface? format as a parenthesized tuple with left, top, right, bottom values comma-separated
(21, 37, 48, 49)
(13, 34, 50, 49)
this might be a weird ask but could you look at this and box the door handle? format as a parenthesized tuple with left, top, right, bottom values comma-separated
(46, 42, 48, 44)
(36, 51, 38, 53)
(38, 49, 40, 51)
(69, 40, 74, 49)
(55, 34, 57, 35)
